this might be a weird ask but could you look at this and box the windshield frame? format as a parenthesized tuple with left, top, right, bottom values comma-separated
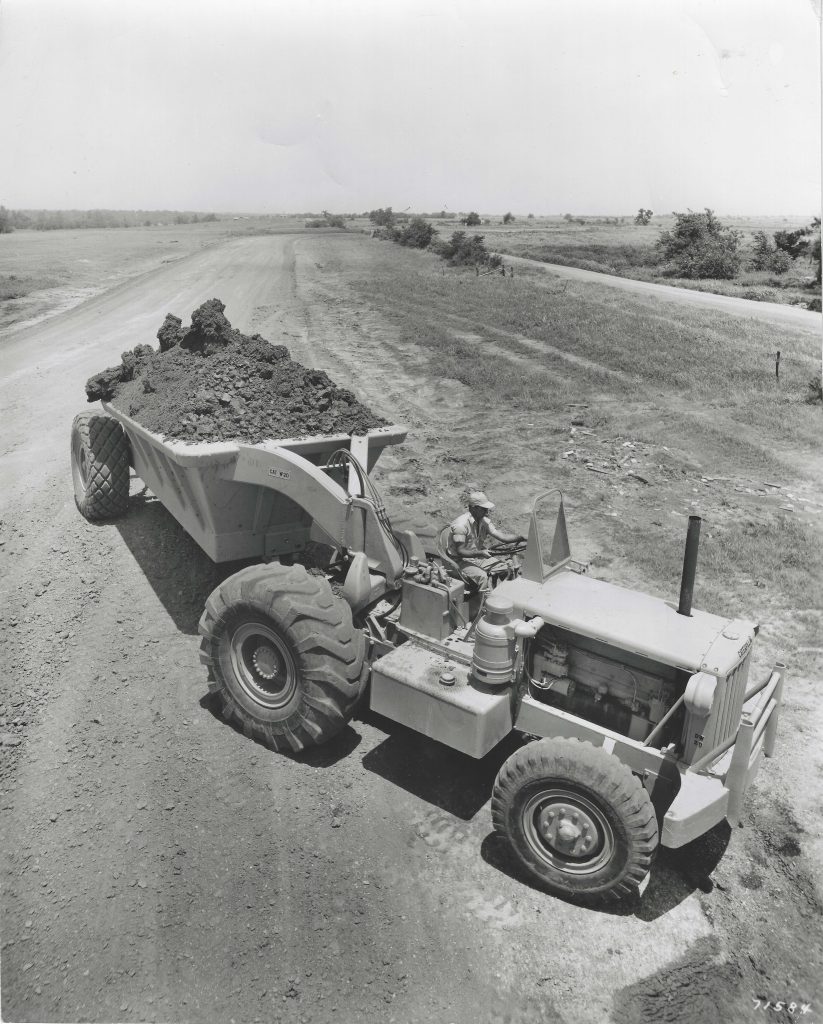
(520, 490, 572, 583)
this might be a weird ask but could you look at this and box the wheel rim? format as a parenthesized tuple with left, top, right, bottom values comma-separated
(71, 435, 89, 496)
(522, 787, 615, 876)
(229, 622, 298, 709)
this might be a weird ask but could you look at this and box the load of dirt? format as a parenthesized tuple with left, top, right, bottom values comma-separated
(85, 299, 388, 443)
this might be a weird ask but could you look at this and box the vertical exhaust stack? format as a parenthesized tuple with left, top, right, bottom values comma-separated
(678, 515, 702, 617)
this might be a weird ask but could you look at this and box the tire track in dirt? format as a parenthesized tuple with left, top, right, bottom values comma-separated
(4, 232, 819, 1024)
(273, 238, 795, 1024)
(370, 295, 823, 488)
(285, 236, 823, 1023)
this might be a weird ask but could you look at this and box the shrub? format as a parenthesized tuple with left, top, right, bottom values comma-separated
(435, 230, 500, 267)
(750, 230, 790, 274)
(805, 373, 823, 404)
(657, 209, 741, 279)
(305, 212, 347, 229)
(502, 212, 515, 224)
(810, 219, 821, 284)
(322, 211, 347, 229)
(634, 208, 653, 225)
(395, 216, 437, 249)
(461, 212, 481, 226)
(774, 218, 820, 283)
(0, 205, 13, 233)
(368, 207, 395, 228)
(773, 227, 810, 260)
(770, 248, 792, 275)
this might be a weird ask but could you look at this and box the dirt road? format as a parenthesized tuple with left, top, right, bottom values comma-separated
(2, 233, 820, 1024)
(500, 253, 823, 328)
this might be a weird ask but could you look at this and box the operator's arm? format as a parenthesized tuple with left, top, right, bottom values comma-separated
(487, 523, 527, 544)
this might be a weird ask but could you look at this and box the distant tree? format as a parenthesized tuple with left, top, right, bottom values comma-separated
(502, 212, 515, 224)
(0, 206, 13, 233)
(773, 226, 810, 260)
(634, 208, 653, 225)
(773, 217, 820, 283)
(322, 211, 347, 229)
(810, 217, 821, 284)
(657, 208, 742, 279)
(395, 215, 436, 249)
(434, 230, 500, 268)
(527, 213, 535, 219)
(461, 211, 481, 226)
(750, 230, 790, 274)
(750, 230, 774, 270)
(368, 207, 395, 228)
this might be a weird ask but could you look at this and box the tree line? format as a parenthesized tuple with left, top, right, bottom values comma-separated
(0, 208, 219, 232)
(367, 208, 502, 269)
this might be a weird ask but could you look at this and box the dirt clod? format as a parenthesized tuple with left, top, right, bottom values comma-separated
(85, 298, 387, 443)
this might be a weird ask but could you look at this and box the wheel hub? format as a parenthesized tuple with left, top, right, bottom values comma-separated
(536, 801, 599, 858)
(71, 436, 90, 493)
(252, 644, 280, 681)
(228, 622, 297, 710)
(522, 788, 615, 875)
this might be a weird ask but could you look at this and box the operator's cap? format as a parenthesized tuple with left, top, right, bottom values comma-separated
(468, 490, 495, 510)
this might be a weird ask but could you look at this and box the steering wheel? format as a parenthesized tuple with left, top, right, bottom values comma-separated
(488, 540, 528, 555)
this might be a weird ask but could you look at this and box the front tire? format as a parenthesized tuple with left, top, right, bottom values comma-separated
(491, 738, 658, 901)
(198, 563, 367, 753)
(70, 412, 130, 521)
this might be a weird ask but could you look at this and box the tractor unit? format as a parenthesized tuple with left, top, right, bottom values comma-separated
(70, 405, 784, 902)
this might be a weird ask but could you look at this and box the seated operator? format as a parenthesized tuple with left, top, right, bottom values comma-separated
(446, 491, 526, 594)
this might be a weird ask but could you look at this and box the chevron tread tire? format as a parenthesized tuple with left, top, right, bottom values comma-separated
(70, 412, 130, 521)
(198, 563, 367, 753)
(491, 738, 658, 902)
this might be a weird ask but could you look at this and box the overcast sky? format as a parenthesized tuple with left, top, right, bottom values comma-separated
(0, 0, 820, 215)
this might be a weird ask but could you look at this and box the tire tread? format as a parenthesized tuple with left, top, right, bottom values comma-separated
(71, 412, 130, 521)
(491, 737, 659, 902)
(198, 563, 367, 754)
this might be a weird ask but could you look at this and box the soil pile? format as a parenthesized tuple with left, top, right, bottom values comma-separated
(85, 299, 387, 443)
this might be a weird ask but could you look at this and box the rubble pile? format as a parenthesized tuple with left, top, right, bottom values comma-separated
(85, 299, 387, 443)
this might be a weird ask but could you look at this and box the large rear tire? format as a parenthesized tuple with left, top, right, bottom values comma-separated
(198, 563, 367, 753)
(70, 412, 130, 521)
(491, 738, 658, 901)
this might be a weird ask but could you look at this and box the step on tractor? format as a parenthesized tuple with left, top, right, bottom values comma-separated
(70, 405, 784, 902)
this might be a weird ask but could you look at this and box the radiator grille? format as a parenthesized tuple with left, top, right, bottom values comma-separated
(710, 653, 751, 750)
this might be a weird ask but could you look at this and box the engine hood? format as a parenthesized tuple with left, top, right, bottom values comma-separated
(496, 571, 756, 676)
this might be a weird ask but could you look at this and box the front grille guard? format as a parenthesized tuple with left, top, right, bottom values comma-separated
(687, 663, 785, 825)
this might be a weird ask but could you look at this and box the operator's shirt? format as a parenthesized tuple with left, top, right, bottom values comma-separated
(447, 512, 495, 561)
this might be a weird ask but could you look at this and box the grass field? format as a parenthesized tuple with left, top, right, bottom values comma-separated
(414, 215, 820, 309)
(355, 241, 821, 448)
(308, 234, 822, 663)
